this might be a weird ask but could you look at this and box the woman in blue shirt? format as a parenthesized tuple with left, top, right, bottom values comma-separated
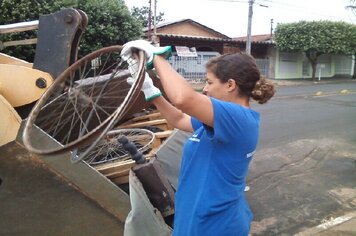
(122, 40, 275, 236)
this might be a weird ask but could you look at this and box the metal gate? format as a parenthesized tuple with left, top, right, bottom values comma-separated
(169, 55, 270, 81)
(168, 52, 220, 83)
(255, 58, 269, 77)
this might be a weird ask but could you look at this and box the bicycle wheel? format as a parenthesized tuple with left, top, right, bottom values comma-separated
(23, 46, 146, 155)
(76, 128, 155, 165)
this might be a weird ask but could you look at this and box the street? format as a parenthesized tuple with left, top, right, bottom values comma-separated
(256, 82, 356, 149)
(247, 81, 356, 235)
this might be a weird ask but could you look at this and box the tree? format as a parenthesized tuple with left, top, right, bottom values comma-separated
(346, 0, 356, 78)
(0, 0, 142, 61)
(0, 0, 61, 61)
(274, 21, 356, 80)
(69, 0, 143, 56)
(131, 6, 165, 28)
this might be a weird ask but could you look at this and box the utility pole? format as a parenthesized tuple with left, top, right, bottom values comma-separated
(270, 18, 274, 37)
(148, 0, 152, 40)
(246, 0, 254, 55)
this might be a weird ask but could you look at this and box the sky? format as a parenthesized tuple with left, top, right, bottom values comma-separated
(125, 0, 355, 38)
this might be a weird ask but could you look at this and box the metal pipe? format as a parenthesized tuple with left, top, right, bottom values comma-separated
(0, 20, 39, 34)
(246, 0, 254, 55)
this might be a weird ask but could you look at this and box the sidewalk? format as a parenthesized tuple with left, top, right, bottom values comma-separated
(272, 78, 356, 87)
(191, 78, 356, 91)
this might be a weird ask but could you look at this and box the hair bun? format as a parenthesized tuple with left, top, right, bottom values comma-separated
(251, 77, 275, 104)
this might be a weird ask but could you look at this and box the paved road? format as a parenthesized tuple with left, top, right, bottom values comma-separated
(255, 81, 356, 149)
(247, 81, 356, 235)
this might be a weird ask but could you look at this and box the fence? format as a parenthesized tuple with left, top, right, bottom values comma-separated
(169, 54, 270, 83)
(168, 51, 220, 83)
(0, 20, 39, 50)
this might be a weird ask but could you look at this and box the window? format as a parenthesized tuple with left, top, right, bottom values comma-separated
(280, 52, 298, 62)
(302, 60, 310, 76)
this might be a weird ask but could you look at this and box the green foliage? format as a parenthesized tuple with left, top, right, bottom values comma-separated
(274, 20, 356, 79)
(274, 21, 356, 55)
(0, 0, 62, 61)
(0, 0, 143, 61)
(131, 6, 165, 28)
(70, 0, 143, 56)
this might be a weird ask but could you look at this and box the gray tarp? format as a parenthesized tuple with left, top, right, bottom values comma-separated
(124, 171, 172, 236)
(155, 130, 191, 189)
(124, 130, 191, 236)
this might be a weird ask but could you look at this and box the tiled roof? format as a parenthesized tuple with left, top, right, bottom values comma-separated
(144, 19, 274, 45)
(233, 34, 274, 44)
(157, 34, 233, 42)
(144, 19, 230, 39)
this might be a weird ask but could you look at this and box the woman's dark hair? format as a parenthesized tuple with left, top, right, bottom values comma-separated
(206, 53, 275, 104)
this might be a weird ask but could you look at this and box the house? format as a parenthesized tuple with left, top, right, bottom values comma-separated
(144, 19, 272, 81)
(144, 19, 232, 53)
(144, 19, 270, 57)
(234, 34, 355, 80)
(145, 20, 355, 80)
(144, 19, 233, 81)
(233, 34, 273, 78)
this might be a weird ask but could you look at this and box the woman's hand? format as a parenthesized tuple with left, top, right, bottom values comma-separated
(127, 73, 162, 101)
(121, 40, 172, 70)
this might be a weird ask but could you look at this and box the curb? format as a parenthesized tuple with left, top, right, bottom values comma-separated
(295, 211, 356, 236)
(273, 79, 356, 87)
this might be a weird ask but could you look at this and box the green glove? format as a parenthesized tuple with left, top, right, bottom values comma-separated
(121, 40, 172, 70)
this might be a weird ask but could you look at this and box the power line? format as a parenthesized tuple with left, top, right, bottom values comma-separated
(255, 0, 354, 22)
(209, 0, 265, 54)
(210, 0, 353, 21)
(207, 0, 248, 3)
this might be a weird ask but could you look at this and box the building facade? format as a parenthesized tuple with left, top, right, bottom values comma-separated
(145, 19, 355, 80)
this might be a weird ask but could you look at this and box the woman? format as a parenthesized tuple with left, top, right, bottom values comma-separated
(122, 40, 275, 236)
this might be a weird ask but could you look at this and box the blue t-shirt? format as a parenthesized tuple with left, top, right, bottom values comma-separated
(173, 97, 260, 236)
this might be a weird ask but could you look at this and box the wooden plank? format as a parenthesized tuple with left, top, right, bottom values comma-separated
(93, 130, 174, 185)
(95, 155, 155, 177)
(155, 130, 173, 139)
(146, 147, 159, 158)
(152, 130, 173, 149)
(153, 138, 163, 149)
(111, 175, 130, 185)
(105, 168, 131, 179)
(118, 112, 162, 127)
(95, 159, 136, 175)
(119, 119, 168, 129)
(131, 112, 163, 122)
